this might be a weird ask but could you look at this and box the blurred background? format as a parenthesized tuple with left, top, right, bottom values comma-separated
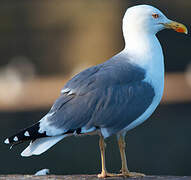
(1, 0, 191, 176)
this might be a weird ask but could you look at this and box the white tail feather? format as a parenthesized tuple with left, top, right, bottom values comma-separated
(21, 135, 66, 157)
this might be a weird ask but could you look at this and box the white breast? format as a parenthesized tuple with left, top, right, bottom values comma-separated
(121, 34, 165, 133)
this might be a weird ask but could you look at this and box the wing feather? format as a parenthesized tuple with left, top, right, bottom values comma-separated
(39, 57, 154, 137)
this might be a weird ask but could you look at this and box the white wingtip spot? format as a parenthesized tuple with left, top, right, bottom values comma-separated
(24, 131, 30, 137)
(4, 138, 9, 144)
(13, 136, 18, 141)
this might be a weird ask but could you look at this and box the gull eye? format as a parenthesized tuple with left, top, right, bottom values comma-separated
(152, 13, 159, 19)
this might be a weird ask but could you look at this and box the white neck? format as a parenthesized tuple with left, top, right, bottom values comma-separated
(122, 30, 164, 75)
(122, 30, 165, 99)
(123, 31, 162, 64)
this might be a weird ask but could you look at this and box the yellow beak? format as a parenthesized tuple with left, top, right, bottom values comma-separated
(162, 21, 188, 34)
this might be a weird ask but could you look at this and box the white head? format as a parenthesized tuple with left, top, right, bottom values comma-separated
(123, 5, 187, 38)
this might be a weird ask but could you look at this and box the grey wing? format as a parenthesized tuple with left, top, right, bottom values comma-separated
(61, 65, 101, 95)
(39, 59, 154, 137)
(88, 81, 155, 136)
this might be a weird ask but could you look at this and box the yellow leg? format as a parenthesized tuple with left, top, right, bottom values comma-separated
(98, 135, 107, 178)
(118, 134, 129, 173)
(117, 134, 145, 177)
(98, 135, 118, 178)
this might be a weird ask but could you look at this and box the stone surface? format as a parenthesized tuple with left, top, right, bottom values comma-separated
(0, 175, 190, 180)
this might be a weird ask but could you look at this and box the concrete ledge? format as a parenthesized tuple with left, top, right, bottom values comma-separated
(0, 175, 190, 180)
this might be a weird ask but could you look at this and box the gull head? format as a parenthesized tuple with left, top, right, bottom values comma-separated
(123, 5, 188, 36)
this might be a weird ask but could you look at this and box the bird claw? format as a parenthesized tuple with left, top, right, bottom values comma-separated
(120, 171, 145, 177)
(98, 170, 145, 178)
(97, 171, 118, 178)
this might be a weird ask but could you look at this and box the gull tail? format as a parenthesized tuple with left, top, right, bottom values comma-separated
(4, 122, 67, 157)
(21, 135, 66, 157)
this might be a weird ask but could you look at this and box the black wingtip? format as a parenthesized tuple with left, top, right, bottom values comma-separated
(4, 122, 48, 146)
